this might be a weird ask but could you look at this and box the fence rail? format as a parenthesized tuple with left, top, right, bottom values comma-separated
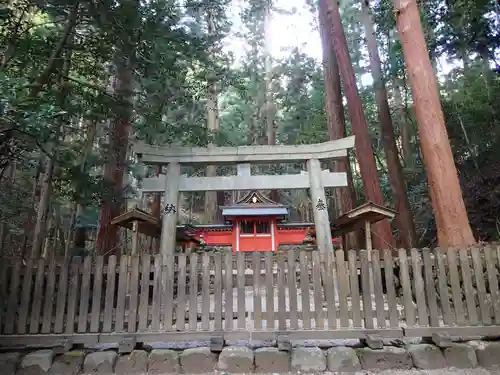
(0, 246, 500, 349)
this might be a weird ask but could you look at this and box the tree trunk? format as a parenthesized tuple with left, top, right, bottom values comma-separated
(65, 119, 97, 256)
(392, 0, 475, 247)
(31, 155, 54, 258)
(325, 0, 394, 250)
(96, 56, 134, 256)
(150, 165, 162, 253)
(263, 6, 279, 203)
(205, 6, 221, 223)
(318, 0, 359, 249)
(0, 162, 15, 256)
(360, 0, 417, 248)
(393, 78, 413, 169)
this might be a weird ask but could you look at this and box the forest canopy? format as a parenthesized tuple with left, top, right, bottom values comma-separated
(0, 0, 498, 257)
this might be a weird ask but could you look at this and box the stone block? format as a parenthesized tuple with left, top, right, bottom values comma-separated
(19, 349, 55, 374)
(254, 347, 290, 373)
(115, 350, 148, 375)
(326, 347, 361, 372)
(180, 347, 217, 374)
(408, 344, 445, 369)
(476, 341, 500, 368)
(356, 346, 412, 371)
(218, 346, 254, 373)
(291, 347, 326, 373)
(83, 351, 117, 374)
(443, 343, 477, 368)
(0, 352, 21, 375)
(148, 349, 180, 374)
(48, 351, 86, 375)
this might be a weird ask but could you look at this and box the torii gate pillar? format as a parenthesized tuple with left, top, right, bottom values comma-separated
(160, 162, 180, 256)
(308, 158, 334, 254)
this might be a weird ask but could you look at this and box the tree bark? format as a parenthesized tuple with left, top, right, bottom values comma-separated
(325, 0, 394, 250)
(318, 0, 359, 249)
(360, 0, 417, 248)
(205, 6, 221, 223)
(393, 78, 413, 168)
(96, 57, 134, 256)
(64, 119, 97, 256)
(392, 0, 475, 247)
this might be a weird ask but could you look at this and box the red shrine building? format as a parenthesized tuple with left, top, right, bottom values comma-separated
(183, 190, 338, 252)
(112, 190, 340, 252)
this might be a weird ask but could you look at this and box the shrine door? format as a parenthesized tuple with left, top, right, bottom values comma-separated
(237, 219, 275, 251)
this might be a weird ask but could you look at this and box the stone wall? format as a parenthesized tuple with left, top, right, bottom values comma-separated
(2, 341, 500, 374)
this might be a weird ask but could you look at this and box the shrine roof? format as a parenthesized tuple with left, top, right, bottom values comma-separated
(331, 201, 397, 233)
(220, 190, 288, 217)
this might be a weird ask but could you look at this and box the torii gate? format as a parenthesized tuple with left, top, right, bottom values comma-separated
(133, 136, 355, 255)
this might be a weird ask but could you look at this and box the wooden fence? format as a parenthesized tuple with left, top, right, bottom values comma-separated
(0, 246, 500, 349)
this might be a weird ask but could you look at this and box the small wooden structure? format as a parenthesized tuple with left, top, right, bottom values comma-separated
(332, 201, 397, 251)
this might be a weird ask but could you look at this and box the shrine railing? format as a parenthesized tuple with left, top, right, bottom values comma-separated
(0, 246, 500, 349)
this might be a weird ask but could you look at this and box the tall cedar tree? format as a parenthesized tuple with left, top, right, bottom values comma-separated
(360, 0, 417, 248)
(324, 0, 394, 250)
(392, 0, 475, 247)
(318, 0, 359, 249)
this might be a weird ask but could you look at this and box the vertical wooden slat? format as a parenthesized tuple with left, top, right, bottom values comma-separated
(224, 252, 233, 330)
(54, 261, 70, 333)
(188, 253, 199, 331)
(277, 251, 287, 330)
(114, 256, 128, 333)
(447, 248, 466, 325)
(163, 254, 174, 331)
(202, 253, 210, 330)
(360, 250, 373, 329)
(348, 250, 361, 328)
(65, 259, 81, 334)
(253, 252, 262, 330)
(90, 256, 104, 333)
(399, 249, 415, 326)
(459, 248, 478, 325)
(410, 248, 428, 326)
(152, 255, 163, 331)
(139, 255, 151, 331)
(41, 258, 57, 333)
(312, 251, 324, 329)
(4, 261, 21, 334)
(471, 248, 490, 324)
(265, 252, 275, 329)
(214, 253, 223, 331)
(383, 249, 398, 328)
(18, 259, 34, 334)
(484, 246, 500, 324)
(336, 250, 349, 327)
(322, 250, 336, 329)
(435, 249, 453, 325)
(176, 254, 187, 331)
(372, 251, 386, 329)
(237, 252, 246, 329)
(0, 262, 9, 333)
(29, 258, 46, 334)
(287, 250, 298, 330)
(422, 250, 439, 327)
(299, 251, 311, 329)
(78, 257, 92, 333)
(128, 256, 140, 333)
(102, 255, 117, 332)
